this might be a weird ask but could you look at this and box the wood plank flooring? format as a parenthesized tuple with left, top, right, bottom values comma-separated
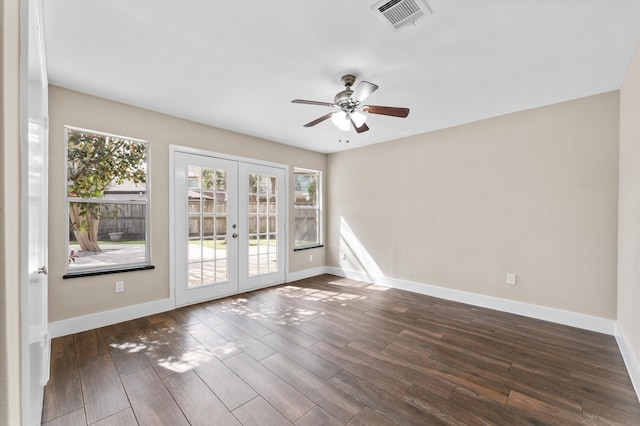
(42, 274, 640, 425)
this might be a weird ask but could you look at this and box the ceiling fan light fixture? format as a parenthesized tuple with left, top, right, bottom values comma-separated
(351, 110, 367, 128)
(331, 111, 350, 131)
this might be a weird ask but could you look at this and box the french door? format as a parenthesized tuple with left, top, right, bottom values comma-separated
(173, 151, 286, 306)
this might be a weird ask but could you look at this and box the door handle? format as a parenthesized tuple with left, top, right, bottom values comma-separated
(37, 266, 48, 275)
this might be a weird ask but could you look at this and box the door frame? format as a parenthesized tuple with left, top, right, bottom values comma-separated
(169, 144, 289, 307)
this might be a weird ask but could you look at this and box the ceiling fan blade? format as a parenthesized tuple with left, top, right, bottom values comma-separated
(351, 81, 378, 104)
(363, 105, 410, 118)
(292, 99, 336, 107)
(304, 113, 332, 127)
(350, 118, 370, 133)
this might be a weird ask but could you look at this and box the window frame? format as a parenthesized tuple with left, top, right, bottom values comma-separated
(293, 167, 322, 250)
(64, 126, 152, 277)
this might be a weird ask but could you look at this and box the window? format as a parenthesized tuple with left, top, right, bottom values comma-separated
(294, 168, 321, 249)
(65, 127, 151, 276)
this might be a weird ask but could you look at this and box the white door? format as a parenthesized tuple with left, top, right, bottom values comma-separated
(21, 0, 50, 424)
(174, 153, 239, 306)
(173, 151, 286, 306)
(238, 163, 286, 291)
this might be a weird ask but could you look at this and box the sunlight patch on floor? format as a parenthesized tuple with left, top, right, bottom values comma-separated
(109, 341, 147, 354)
(156, 346, 214, 373)
(275, 284, 366, 306)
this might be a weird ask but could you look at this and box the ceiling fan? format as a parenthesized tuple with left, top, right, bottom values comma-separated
(292, 75, 410, 133)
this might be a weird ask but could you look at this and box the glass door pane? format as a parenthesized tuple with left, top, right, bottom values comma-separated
(239, 163, 285, 291)
(188, 165, 229, 288)
(247, 173, 278, 276)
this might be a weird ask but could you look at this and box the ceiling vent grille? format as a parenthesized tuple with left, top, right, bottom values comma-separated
(371, 0, 431, 32)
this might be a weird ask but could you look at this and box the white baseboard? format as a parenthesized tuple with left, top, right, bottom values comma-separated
(325, 266, 616, 335)
(615, 323, 640, 403)
(48, 298, 174, 338)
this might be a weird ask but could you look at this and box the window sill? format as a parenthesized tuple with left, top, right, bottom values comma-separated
(63, 265, 155, 279)
(294, 245, 324, 252)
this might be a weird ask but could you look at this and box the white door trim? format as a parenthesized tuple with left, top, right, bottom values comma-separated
(169, 144, 289, 169)
(169, 144, 288, 308)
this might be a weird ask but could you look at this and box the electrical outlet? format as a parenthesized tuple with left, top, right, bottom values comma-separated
(309, 254, 313, 262)
(506, 273, 516, 286)
(115, 280, 124, 293)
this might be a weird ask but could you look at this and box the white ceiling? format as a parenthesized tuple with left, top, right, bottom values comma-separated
(43, 0, 639, 154)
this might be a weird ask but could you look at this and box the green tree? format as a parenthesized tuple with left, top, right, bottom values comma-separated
(201, 168, 226, 191)
(67, 131, 147, 252)
(307, 177, 317, 203)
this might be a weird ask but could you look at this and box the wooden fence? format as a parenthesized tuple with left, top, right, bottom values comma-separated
(77, 201, 317, 242)
(95, 204, 146, 240)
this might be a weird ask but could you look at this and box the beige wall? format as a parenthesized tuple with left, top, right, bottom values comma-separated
(328, 92, 620, 319)
(1, 0, 22, 423)
(48, 86, 326, 322)
(618, 42, 640, 373)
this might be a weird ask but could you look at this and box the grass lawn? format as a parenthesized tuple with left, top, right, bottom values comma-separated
(189, 238, 277, 249)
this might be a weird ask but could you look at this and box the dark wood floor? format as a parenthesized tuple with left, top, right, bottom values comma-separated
(42, 274, 640, 425)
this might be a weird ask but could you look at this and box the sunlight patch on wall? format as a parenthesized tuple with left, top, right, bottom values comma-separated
(339, 217, 390, 288)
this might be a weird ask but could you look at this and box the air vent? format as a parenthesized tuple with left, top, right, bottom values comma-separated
(371, 0, 431, 32)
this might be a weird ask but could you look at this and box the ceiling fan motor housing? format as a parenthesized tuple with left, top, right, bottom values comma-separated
(335, 75, 359, 112)
(334, 90, 356, 111)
